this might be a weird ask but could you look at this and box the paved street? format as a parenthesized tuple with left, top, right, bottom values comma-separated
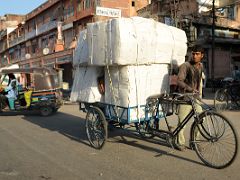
(0, 91, 239, 180)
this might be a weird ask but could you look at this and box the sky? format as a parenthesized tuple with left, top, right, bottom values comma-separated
(0, 0, 47, 16)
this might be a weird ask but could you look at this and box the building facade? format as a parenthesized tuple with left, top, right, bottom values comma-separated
(138, 0, 240, 81)
(0, 0, 149, 88)
(3, 0, 239, 86)
(0, 14, 25, 31)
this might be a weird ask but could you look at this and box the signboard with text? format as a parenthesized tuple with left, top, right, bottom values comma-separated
(96, 7, 121, 18)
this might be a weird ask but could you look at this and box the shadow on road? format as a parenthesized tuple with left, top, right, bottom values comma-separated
(107, 127, 205, 167)
(22, 111, 92, 148)
(16, 108, 206, 167)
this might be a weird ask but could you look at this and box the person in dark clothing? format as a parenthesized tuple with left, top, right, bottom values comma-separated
(7, 73, 16, 85)
(177, 47, 204, 94)
(175, 45, 204, 151)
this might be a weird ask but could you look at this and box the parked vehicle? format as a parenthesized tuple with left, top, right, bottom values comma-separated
(214, 78, 240, 111)
(0, 67, 62, 116)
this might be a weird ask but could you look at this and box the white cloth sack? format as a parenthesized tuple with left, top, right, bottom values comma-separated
(73, 30, 88, 66)
(104, 64, 169, 107)
(70, 66, 104, 102)
(74, 17, 187, 66)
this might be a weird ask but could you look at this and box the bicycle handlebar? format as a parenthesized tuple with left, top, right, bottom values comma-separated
(172, 92, 199, 98)
(147, 92, 200, 103)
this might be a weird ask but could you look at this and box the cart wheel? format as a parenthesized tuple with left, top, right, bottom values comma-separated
(40, 106, 53, 116)
(137, 121, 155, 139)
(0, 96, 7, 112)
(85, 106, 108, 149)
(52, 108, 59, 113)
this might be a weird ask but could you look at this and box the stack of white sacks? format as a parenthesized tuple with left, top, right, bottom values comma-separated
(71, 17, 187, 122)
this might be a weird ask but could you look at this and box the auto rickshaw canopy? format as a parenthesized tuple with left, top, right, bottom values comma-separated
(0, 67, 60, 91)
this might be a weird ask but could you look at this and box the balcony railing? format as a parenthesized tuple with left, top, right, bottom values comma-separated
(0, 43, 6, 53)
(217, 17, 240, 30)
(25, 30, 36, 40)
(76, 7, 95, 20)
(195, 16, 240, 30)
(9, 36, 25, 48)
(9, 38, 18, 47)
(37, 21, 57, 36)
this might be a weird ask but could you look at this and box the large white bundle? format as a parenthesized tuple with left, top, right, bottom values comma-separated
(70, 64, 169, 122)
(133, 17, 157, 63)
(87, 21, 108, 65)
(107, 18, 138, 65)
(104, 64, 169, 107)
(73, 30, 88, 66)
(155, 22, 175, 64)
(96, 17, 177, 65)
(70, 66, 104, 102)
(169, 26, 188, 65)
(73, 17, 187, 66)
(70, 64, 169, 106)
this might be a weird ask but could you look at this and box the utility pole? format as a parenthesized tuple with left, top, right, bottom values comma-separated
(169, 0, 180, 27)
(211, 0, 215, 79)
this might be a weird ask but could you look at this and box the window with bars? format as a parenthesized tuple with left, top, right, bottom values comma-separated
(83, 0, 92, 10)
(64, 6, 74, 19)
(77, 0, 82, 12)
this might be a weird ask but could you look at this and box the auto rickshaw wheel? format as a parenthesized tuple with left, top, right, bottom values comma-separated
(40, 106, 53, 116)
(0, 95, 7, 112)
(52, 108, 59, 113)
(0, 104, 2, 113)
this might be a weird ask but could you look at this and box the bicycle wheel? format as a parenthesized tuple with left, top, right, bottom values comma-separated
(192, 111, 238, 169)
(214, 89, 229, 111)
(85, 106, 108, 149)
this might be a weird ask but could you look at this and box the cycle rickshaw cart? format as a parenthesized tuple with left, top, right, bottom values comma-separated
(80, 92, 238, 169)
(72, 16, 238, 169)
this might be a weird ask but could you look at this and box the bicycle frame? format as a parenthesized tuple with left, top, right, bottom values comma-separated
(152, 93, 211, 140)
(171, 109, 195, 138)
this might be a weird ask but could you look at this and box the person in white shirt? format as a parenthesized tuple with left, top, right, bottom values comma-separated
(5, 73, 19, 110)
